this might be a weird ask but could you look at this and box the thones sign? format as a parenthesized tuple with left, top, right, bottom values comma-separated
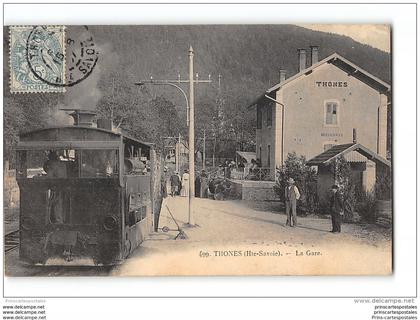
(315, 81, 348, 88)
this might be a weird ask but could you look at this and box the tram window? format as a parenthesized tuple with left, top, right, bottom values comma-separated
(80, 150, 118, 178)
(18, 149, 118, 179)
(128, 193, 146, 226)
(17, 150, 76, 179)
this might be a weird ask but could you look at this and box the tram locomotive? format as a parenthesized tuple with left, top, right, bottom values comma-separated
(15, 111, 162, 265)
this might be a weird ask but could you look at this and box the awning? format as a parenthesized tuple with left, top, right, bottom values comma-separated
(236, 151, 256, 163)
(306, 143, 391, 167)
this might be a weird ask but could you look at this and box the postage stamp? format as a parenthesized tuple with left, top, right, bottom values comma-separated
(9, 26, 66, 93)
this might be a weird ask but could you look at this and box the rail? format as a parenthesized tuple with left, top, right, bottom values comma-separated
(5, 230, 19, 253)
(240, 168, 271, 181)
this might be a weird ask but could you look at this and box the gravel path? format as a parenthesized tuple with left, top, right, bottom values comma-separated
(4, 196, 392, 276)
(112, 196, 392, 276)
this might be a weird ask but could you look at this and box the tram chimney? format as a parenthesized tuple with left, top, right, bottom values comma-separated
(69, 109, 97, 127)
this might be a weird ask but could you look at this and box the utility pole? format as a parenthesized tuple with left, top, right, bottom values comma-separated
(188, 46, 195, 226)
(203, 130, 206, 170)
(135, 46, 211, 227)
(197, 132, 214, 169)
(213, 134, 216, 168)
(177, 133, 181, 173)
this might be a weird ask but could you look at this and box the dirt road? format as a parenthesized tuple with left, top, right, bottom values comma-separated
(5, 196, 392, 276)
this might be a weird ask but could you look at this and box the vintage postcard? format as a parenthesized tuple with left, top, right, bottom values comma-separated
(4, 24, 392, 276)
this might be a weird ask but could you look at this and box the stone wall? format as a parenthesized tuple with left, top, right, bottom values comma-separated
(229, 179, 279, 201)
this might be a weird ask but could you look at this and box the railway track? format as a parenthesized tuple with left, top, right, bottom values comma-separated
(5, 230, 19, 253)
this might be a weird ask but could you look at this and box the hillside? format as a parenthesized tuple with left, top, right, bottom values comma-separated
(3, 25, 391, 162)
(88, 24, 390, 101)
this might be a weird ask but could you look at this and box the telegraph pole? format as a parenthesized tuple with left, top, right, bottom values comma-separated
(177, 133, 181, 173)
(188, 46, 195, 226)
(135, 46, 211, 227)
(203, 130, 206, 170)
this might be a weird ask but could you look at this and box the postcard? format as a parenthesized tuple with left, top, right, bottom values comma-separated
(4, 24, 392, 276)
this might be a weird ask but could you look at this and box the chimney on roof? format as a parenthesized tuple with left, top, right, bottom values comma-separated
(310, 45, 319, 65)
(279, 69, 287, 83)
(69, 109, 96, 127)
(353, 128, 357, 143)
(297, 48, 307, 72)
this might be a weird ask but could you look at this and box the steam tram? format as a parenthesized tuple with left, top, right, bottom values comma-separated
(16, 113, 162, 265)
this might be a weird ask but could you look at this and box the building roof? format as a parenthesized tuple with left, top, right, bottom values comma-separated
(236, 151, 256, 163)
(248, 52, 391, 108)
(306, 143, 391, 167)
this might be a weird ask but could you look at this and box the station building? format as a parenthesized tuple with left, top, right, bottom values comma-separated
(250, 46, 391, 186)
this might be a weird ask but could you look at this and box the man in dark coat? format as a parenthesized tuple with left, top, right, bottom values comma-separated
(195, 175, 201, 197)
(200, 170, 208, 198)
(170, 171, 181, 197)
(329, 184, 344, 233)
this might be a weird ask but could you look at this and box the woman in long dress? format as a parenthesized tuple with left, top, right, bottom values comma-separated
(180, 169, 189, 197)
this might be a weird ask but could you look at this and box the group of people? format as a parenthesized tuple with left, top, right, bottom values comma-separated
(284, 178, 344, 233)
(166, 169, 209, 198)
(168, 169, 185, 197)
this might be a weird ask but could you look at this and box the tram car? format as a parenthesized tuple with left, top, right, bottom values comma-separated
(15, 111, 163, 266)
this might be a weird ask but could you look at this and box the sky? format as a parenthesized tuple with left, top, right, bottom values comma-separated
(298, 24, 391, 53)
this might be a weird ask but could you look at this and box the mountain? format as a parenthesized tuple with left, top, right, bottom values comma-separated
(3, 25, 391, 162)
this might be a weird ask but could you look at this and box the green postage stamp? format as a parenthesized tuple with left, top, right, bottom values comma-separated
(9, 26, 66, 93)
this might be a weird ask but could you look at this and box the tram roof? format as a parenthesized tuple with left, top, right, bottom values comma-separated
(19, 126, 153, 149)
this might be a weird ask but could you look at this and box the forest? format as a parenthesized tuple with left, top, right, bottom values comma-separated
(3, 25, 391, 166)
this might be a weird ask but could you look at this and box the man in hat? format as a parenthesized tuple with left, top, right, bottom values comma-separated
(285, 178, 300, 227)
(170, 171, 181, 197)
(329, 184, 344, 233)
(200, 169, 208, 198)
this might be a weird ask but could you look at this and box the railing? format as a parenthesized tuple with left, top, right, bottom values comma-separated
(230, 167, 271, 181)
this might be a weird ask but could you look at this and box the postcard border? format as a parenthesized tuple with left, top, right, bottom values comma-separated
(1, 1, 416, 299)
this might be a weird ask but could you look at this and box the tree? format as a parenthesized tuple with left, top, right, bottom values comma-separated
(96, 75, 149, 130)
(3, 93, 62, 168)
(273, 152, 317, 214)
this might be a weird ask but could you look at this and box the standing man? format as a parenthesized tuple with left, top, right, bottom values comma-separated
(285, 178, 300, 227)
(177, 171, 182, 195)
(195, 174, 201, 198)
(170, 171, 181, 197)
(329, 184, 344, 233)
(200, 169, 208, 198)
(161, 166, 169, 198)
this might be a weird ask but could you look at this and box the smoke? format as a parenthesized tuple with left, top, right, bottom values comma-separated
(46, 104, 74, 126)
(60, 27, 120, 112)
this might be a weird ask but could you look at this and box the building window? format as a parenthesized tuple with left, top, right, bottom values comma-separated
(324, 101, 339, 126)
(267, 145, 271, 167)
(266, 104, 272, 127)
(257, 105, 262, 129)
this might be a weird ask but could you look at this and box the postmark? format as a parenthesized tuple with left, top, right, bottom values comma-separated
(9, 26, 66, 93)
(63, 26, 99, 87)
(27, 25, 99, 88)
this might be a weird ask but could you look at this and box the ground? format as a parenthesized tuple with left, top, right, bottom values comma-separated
(4, 196, 392, 276)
